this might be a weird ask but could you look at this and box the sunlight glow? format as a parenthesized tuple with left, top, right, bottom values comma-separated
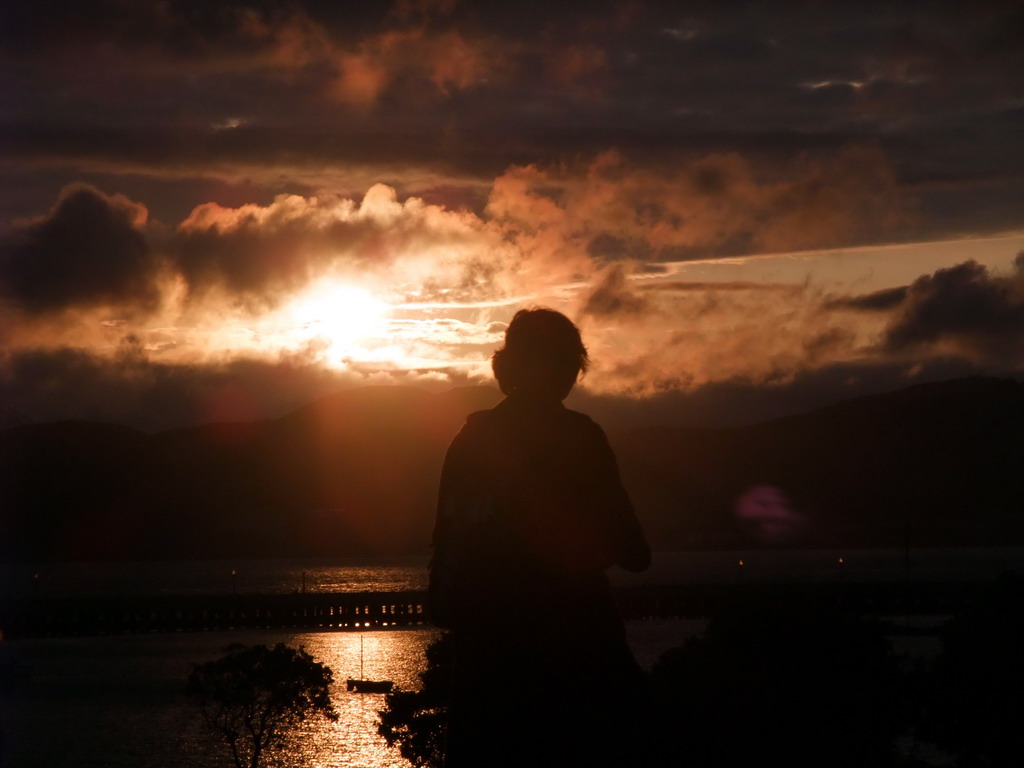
(202, 275, 501, 375)
(285, 281, 391, 364)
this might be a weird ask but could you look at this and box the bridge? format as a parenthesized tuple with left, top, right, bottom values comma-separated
(0, 580, 987, 639)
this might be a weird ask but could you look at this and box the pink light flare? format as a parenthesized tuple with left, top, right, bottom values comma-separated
(734, 484, 805, 543)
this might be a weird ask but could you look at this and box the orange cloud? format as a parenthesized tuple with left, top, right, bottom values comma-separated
(334, 49, 394, 105)
(487, 146, 907, 262)
(572, 282, 870, 397)
(0, 147, 927, 401)
(329, 18, 495, 105)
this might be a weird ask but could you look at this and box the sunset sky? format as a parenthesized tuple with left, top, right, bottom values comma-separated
(2, 0, 1023, 430)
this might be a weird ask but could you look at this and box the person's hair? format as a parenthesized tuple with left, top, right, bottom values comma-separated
(491, 308, 589, 398)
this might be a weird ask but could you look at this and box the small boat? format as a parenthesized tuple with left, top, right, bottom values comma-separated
(346, 634, 394, 694)
(346, 678, 394, 693)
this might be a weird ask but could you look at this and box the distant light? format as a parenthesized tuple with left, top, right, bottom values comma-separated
(663, 26, 699, 42)
(738, 560, 745, 567)
(800, 79, 865, 91)
(212, 117, 245, 131)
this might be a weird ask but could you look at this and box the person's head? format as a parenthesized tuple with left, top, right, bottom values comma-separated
(491, 308, 589, 401)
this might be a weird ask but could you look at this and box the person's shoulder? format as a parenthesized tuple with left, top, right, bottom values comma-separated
(561, 406, 596, 423)
(464, 407, 499, 428)
(444, 409, 498, 467)
(451, 407, 500, 442)
(560, 407, 607, 436)
(465, 407, 495, 423)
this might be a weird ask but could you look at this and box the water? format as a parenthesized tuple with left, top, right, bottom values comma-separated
(0, 556, 716, 768)
(2, 549, 1021, 766)
(0, 622, 701, 768)
(613, 546, 1024, 585)
(0, 628, 437, 767)
(7, 547, 1023, 601)
(0, 558, 431, 601)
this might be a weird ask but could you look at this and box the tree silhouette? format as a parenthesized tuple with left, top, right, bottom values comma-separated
(921, 576, 1024, 767)
(651, 604, 906, 768)
(378, 633, 452, 767)
(188, 643, 338, 768)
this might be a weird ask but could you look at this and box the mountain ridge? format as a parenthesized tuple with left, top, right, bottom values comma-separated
(3, 377, 1022, 561)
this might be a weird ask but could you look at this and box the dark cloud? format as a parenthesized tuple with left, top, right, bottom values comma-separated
(173, 202, 363, 304)
(4, 338, 1012, 433)
(587, 234, 653, 264)
(0, 184, 161, 315)
(582, 264, 648, 317)
(823, 259, 1024, 363)
(802, 327, 857, 363)
(642, 280, 798, 293)
(0, 344, 388, 431)
(2, 1, 1022, 238)
(825, 285, 909, 311)
(882, 260, 1024, 359)
(569, 355, 1006, 429)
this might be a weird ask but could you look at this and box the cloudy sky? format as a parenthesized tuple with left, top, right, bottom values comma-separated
(2, 0, 1023, 430)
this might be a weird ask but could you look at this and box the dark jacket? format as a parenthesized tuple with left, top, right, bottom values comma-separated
(429, 394, 649, 636)
(428, 394, 652, 767)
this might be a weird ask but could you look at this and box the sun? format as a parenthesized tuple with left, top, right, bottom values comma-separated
(285, 280, 390, 363)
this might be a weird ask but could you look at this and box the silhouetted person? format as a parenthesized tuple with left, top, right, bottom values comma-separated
(429, 308, 651, 767)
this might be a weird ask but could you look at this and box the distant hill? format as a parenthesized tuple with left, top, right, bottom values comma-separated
(0, 386, 502, 561)
(2, 377, 1023, 562)
(0, 404, 33, 430)
(613, 376, 1024, 550)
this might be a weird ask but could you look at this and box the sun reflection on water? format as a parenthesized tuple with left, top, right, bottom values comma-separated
(5, 620, 701, 767)
(285, 630, 442, 768)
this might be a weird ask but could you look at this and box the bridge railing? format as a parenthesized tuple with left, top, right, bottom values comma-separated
(0, 581, 982, 639)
